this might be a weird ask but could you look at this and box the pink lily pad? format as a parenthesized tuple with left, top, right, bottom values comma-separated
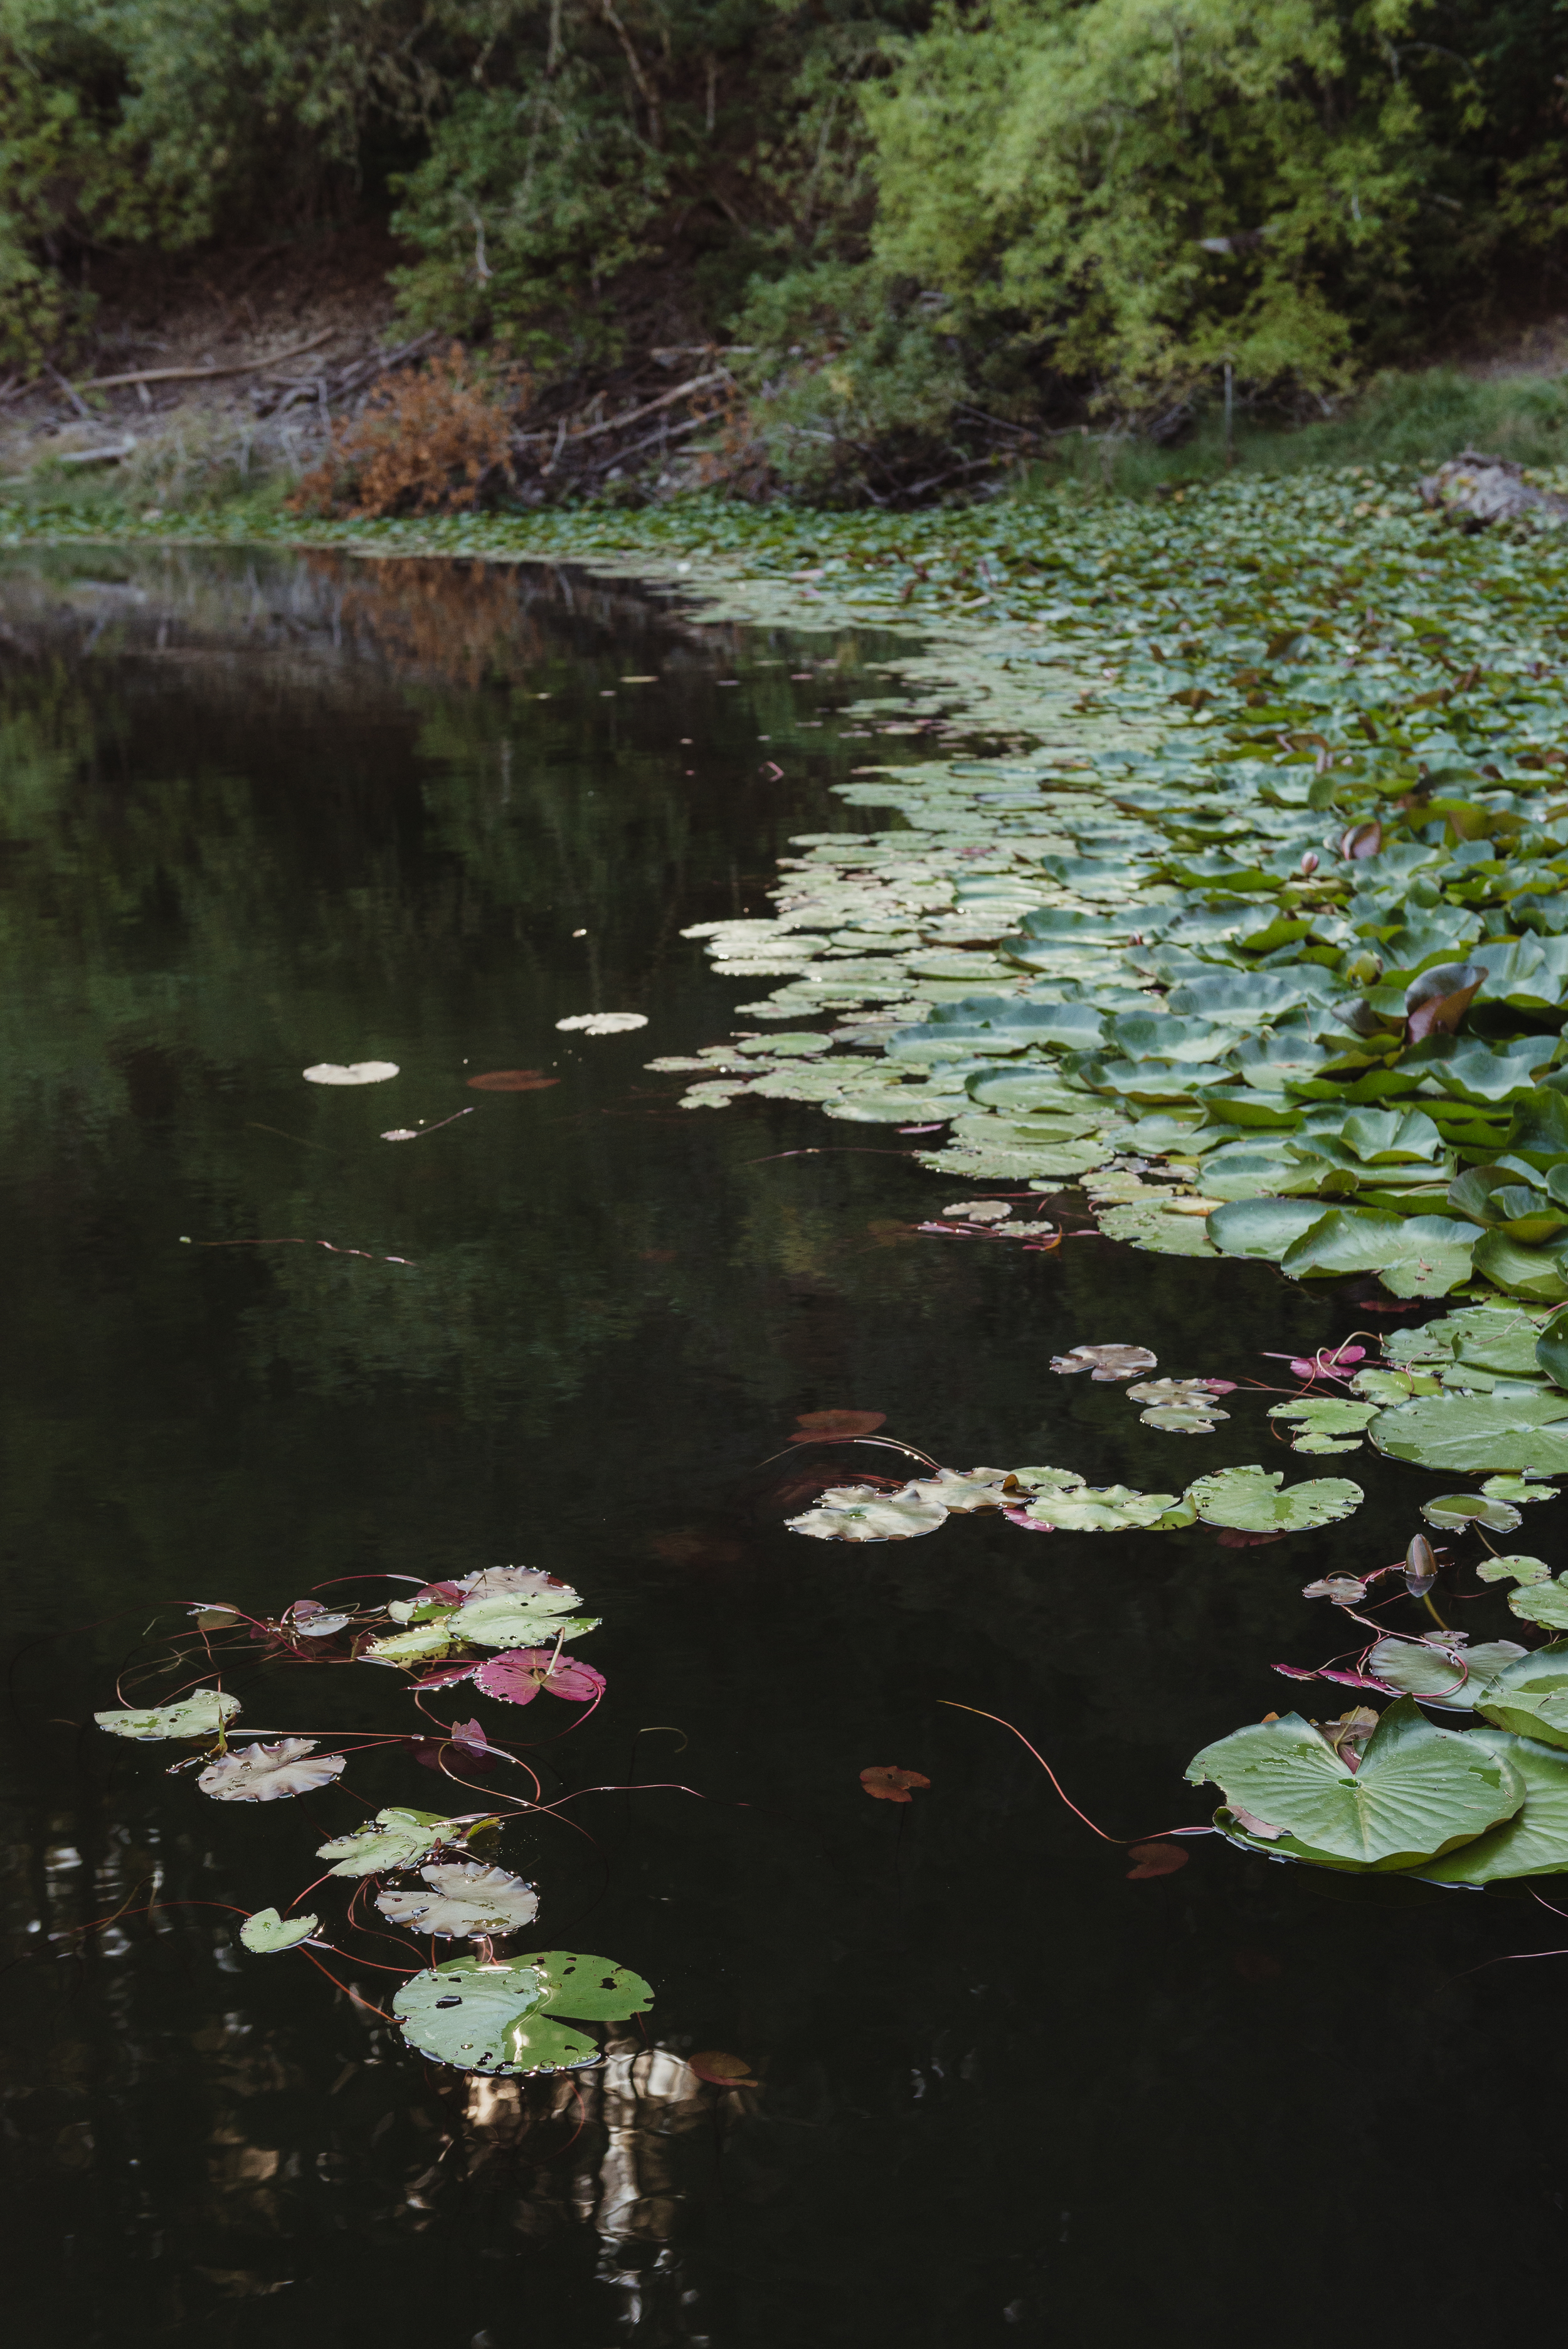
(473, 1648, 607, 1706)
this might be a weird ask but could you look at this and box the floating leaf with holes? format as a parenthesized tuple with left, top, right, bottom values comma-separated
(1187, 1698, 1524, 1870)
(1014, 1482, 1187, 1531)
(316, 1806, 470, 1878)
(199, 1738, 347, 1801)
(393, 1949, 653, 2076)
(240, 1907, 320, 1954)
(785, 1483, 949, 1540)
(1186, 1465, 1364, 1531)
(1370, 1389, 1568, 1474)
(376, 1862, 539, 1939)
(95, 1689, 241, 1742)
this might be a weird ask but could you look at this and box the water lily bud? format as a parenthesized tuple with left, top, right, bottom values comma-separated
(1404, 1534, 1438, 1596)
(1298, 852, 1320, 876)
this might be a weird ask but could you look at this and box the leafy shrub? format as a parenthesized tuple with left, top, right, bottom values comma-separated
(290, 347, 514, 516)
(864, 0, 1568, 420)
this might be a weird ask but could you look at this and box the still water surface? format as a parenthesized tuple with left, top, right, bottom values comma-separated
(1, 547, 1562, 2348)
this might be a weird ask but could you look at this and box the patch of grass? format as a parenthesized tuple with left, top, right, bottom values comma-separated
(1023, 367, 1568, 502)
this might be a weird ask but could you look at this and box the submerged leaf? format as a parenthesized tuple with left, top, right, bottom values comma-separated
(790, 1408, 887, 1438)
(199, 1738, 347, 1803)
(1188, 1697, 1523, 1870)
(376, 1862, 539, 1939)
(240, 1907, 320, 1954)
(95, 1688, 241, 1742)
(861, 1764, 930, 1803)
(465, 1070, 559, 1090)
(1126, 1842, 1190, 1879)
(689, 2050, 759, 2088)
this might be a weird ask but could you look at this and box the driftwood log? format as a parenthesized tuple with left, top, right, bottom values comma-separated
(1417, 449, 1568, 528)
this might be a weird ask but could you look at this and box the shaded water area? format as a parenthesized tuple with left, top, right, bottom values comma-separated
(1, 546, 1563, 2348)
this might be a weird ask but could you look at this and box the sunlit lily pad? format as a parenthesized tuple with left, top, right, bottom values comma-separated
(375, 1862, 539, 1939)
(393, 1949, 652, 2075)
(452, 1589, 602, 1649)
(302, 1060, 400, 1085)
(240, 1907, 320, 1953)
(316, 1806, 467, 1878)
(1508, 1576, 1568, 1630)
(199, 1738, 347, 1802)
(95, 1688, 241, 1742)
(1370, 1389, 1568, 1474)
(786, 1484, 949, 1540)
(1015, 1482, 1184, 1530)
(1187, 1697, 1523, 1870)
(1187, 1465, 1364, 1531)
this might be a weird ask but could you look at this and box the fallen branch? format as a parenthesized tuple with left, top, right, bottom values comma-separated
(559, 368, 730, 447)
(77, 329, 336, 391)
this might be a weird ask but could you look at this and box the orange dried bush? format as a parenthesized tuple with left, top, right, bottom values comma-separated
(290, 347, 513, 518)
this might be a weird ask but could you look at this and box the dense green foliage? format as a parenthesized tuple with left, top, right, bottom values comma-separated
(4, 0, 1567, 475)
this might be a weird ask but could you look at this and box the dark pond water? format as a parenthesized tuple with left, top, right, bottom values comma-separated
(1, 546, 1563, 2349)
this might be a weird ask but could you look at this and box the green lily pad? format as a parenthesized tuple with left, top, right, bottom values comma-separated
(315, 1806, 467, 1878)
(95, 1688, 241, 1742)
(393, 1949, 652, 2074)
(240, 1907, 320, 1954)
(1205, 1197, 1328, 1261)
(1473, 1641, 1568, 1749)
(362, 1622, 458, 1666)
(1480, 1474, 1556, 1503)
(1017, 1482, 1184, 1530)
(453, 1589, 601, 1650)
(1471, 1231, 1568, 1303)
(1267, 1399, 1379, 1437)
(1417, 1729, 1568, 1882)
(1187, 1697, 1523, 1870)
(1419, 1493, 1523, 1532)
(1280, 1210, 1480, 1296)
(1476, 1554, 1551, 1584)
(1370, 1389, 1568, 1474)
(1509, 1577, 1568, 1630)
(1186, 1465, 1364, 1531)
(1535, 1304, 1568, 1389)
(1367, 1635, 1527, 1709)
